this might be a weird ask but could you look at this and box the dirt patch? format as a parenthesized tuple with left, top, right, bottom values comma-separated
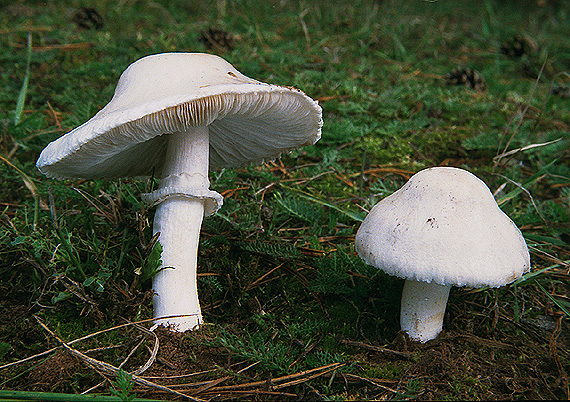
(143, 326, 232, 376)
(0, 293, 567, 400)
(353, 323, 569, 400)
(26, 351, 83, 393)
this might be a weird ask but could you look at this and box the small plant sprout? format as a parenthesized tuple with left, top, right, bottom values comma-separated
(355, 167, 530, 343)
(37, 52, 322, 331)
(110, 369, 136, 402)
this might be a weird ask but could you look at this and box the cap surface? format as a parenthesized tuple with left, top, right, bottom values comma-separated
(355, 167, 530, 288)
(36, 52, 322, 179)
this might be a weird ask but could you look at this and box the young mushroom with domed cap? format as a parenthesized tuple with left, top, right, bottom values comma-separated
(37, 52, 322, 331)
(355, 167, 530, 343)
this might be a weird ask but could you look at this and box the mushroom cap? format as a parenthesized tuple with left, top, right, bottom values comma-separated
(355, 167, 530, 288)
(36, 52, 322, 179)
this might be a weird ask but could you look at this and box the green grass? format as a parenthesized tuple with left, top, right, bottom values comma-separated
(1, 0, 569, 400)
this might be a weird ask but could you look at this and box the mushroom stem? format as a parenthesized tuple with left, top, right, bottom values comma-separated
(400, 279, 451, 343)
(152, 126, 210, 331)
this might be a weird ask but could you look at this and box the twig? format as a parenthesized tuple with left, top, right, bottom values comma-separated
(141, 368, 217, 380)
(245, 263, 285, 291)
(46, 101, 64, 132)
(341, 339, 410, 358)
(200, 31, 229, 53)
(72, 186, 114, 222)
(55, 275, 97, 306)
(127, 321, 160, 376)
(527, 247, 569, 267)
(272, 363, 342, 390)
(147, 363, 344, 397)
(341, 373, 399, 393)
(118, 337, 146, 371)
(193, 376, 230, 394)
(348, 166, 414, 179)
(207, 362, 344, 392)
(0, 26, 54, 34)
(82, 343, 127, 355)
(81, 379, 107, 395)
(442, 334, 517, 350)
(289, 339, 319, 369)
(236, 360, 260, 375)
(492, 138, 562, 162)
(199, 389, 297, 398)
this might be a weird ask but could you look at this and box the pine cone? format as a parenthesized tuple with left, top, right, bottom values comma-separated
(500, 35, 529, 58)
(72, 7, 104, 30)
(444, 67, 487, 91)
(551, 85, 570, 99)
(199, 28, 235, 52)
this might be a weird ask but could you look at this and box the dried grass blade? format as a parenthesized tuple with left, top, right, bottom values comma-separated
(341, 339, 410, 358)
(492, 138, 562, 162)
(495, 160, 556, 206)
(14, 33, 32, 126)
(209, 362, 344, 392)
(201, 389, 297, 398)
(236, 360, 260, 375)
(341, 373, 399, 393)
(536, 282, 570, 317)
(245, 263, 285, 291)
(272, 362, 343, 390)
(141, 368, 217, 381)
(494, 54, 548, 167)
(129, 322, 159, 376)
(193, 376, 230, 394)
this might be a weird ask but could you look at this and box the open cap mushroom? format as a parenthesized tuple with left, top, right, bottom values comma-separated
(37, 52, 322, 331)
(355, 167, 530, 342)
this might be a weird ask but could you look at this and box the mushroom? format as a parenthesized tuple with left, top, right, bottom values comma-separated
(37, 52, 322, 331)
(355, 167, 530, 342)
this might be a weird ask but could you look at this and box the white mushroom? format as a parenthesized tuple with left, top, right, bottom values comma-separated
(37, 52, 322, 331)
(355, 167, 530, 342)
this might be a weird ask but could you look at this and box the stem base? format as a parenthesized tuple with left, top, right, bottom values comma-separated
(400, 280, 451, 343)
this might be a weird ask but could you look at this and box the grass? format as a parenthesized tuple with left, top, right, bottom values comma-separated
(0, 0, 569, 400)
